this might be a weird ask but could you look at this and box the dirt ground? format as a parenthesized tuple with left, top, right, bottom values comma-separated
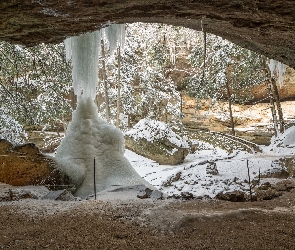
(1, 190, 295, 250)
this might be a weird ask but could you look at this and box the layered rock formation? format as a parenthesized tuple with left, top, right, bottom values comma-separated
(0, 1, 295, 68)
(0, 139, 72, 189)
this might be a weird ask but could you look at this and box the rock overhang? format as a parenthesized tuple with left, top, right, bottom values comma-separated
(0, 0, 295, 68)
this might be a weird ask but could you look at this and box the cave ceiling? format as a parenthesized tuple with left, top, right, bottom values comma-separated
(1, 0, 295, 68)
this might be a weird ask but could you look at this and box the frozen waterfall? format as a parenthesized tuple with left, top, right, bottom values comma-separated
(56, 25, 151, 198)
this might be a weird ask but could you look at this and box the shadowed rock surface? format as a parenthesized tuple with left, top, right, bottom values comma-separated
(0, 1, 295, 68)
(0, 139, 73, 189)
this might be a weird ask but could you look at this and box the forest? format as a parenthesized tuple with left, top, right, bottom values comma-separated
(0, 23, 288, 146)
(2, 22, 295, 250)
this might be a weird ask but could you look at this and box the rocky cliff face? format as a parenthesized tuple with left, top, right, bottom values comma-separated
(252, 67, 295, 102)
(0, 1, 295, 68)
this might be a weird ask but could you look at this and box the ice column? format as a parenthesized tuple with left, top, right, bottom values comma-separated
(64, 31, 100, 100)
(56, 27, 151, 198)
(102, 23, 125, 54)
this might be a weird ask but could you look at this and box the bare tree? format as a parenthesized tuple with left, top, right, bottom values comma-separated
(100, 39, 111, 123)
(116, 46, 121, 128)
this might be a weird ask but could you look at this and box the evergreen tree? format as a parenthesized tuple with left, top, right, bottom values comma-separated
(187, 34, 264, 135)
(0, 42, 72, 142)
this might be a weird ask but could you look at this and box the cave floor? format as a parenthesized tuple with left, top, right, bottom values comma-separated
(1, 190, 295, 249)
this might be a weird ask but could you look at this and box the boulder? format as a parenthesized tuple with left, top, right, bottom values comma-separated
(259, 159, 290, 179)
(206, 162, 219, 175)
(0, 189, 37, 202)
(42, 189, 75, 201)
(125, 119, 189, 165)
(137, 188, 164, 200)
(255, 189, 282, 200)
(0, 139, 74, 190)
(0, 185, 50, 202)
(168, 192, 204, 200)
(125, 136, 188, 165)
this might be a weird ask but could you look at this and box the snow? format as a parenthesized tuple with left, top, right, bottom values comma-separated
(3, 126, 295, 202)
(125, 118, 189, 149)
(125, 149, 288, 199)
(0, 107, 28, 144)
(122, 126, 295, 199)
(265, 125, 295, 152)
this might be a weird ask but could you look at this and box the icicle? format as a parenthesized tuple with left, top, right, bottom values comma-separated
(268, 59, 276, 78)
(65, 30, 101, 100)
(103, 24, 125, 54)
(169, 44, 176, 65)
(268, 59, 286, 86)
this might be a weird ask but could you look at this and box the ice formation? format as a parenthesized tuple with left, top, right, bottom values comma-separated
(64, 31, 100, 100)
(268, 59, 286, 86)
(102, 24, 125, 54)
(56, 25, 150, 198)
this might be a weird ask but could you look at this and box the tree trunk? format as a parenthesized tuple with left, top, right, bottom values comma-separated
(265, 70, 279, 136)
(116, 46, 121, 128)
(262, 57, 280, 136)
(201, 17, 207, 85)
(270, 77, 285, 133)
(225, 79, 235, 136)
(127, 114, 131, 128)
(101, 39, 111, 123)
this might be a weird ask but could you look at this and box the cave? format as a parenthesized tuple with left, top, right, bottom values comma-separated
(1, 0, 295, 68)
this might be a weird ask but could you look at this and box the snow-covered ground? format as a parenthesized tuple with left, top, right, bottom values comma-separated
(125, 133, 295, 198)
(42, 121, 295, 200)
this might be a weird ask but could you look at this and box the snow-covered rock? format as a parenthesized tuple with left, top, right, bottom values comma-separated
(125, 118, 189, 165)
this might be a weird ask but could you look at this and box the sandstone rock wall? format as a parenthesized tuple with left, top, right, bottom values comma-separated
(0, 139, 72, 189)
(251, 67, 295, 102)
